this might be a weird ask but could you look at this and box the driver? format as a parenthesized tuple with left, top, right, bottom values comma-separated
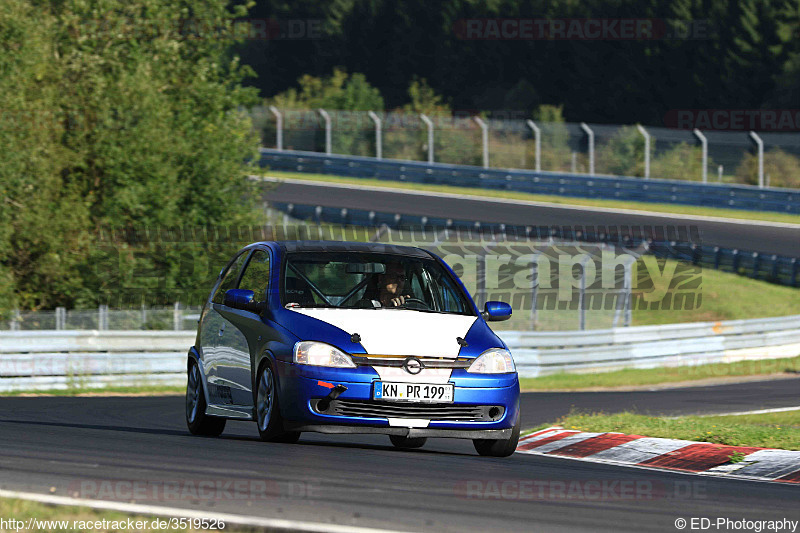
(360, 263, 412, 308)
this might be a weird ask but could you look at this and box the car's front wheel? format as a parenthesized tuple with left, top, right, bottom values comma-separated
(186, 361, 226, 436)
(473, 416, 520, 457)
(255, 361, 300, 443)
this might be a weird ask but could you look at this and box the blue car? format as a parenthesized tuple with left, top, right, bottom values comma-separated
(186, 241, 520, 456)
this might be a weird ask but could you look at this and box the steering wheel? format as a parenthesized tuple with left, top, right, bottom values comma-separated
(400, 297, 431, 310)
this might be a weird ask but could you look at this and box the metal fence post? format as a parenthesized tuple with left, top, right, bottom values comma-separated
(692, 128, 707, 183)
(624, 259, 633, 327)
(98, 304, 108, 330)
(419, 114, 434, 163)
(476, 252, 486, 308)
(268, 105, 283, 151)
(474, 117, 489, 168)
(526, 120, 541, 172)
(530, 253, 540, 330)
(10, 309, 20, 331)
(578, 255, 593, 330)
(636, 124, 650, 179)
(55, 307, 66, 330)
(318, 108, 332, 155)
(748, 131, 764, 188)
(580, 123, 595, 176)
(173, 302, 181, 331)
(367, 111, 382, 160)
(718, 165, 723, 182)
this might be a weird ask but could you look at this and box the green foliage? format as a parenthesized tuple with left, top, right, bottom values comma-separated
(0, 0, 262, 314)
(270, 67, 384, 111)
(650, 143, 711, 182)
(736, 149, 800, 189)
(596, 126, 649, 177)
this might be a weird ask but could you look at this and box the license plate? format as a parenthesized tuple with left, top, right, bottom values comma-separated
(373, 381, 454, 403)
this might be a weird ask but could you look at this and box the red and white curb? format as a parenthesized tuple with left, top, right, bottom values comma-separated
(516, 427, 800, 484)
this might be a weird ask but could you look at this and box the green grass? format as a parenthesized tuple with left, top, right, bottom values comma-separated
(519, 356, 800, 390)
(631, 260, 800, 326)
(0, 497, 237, 532)
(0, 385, 185, 397)
(532, 409, 800, 450)
(262, 170, 800, 225)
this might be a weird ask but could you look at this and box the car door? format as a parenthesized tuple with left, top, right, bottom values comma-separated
(202, 250, 250, 406)
(214, 248, 273, 407)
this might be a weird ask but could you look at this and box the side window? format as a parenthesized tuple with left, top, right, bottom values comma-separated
(212, 252, 249, 304)
(238, 249, 271, 303)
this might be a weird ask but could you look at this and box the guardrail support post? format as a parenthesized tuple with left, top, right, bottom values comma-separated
(420, 114, 434, 163)
(98, 304, 108, 330)
(578, 255, 593, 330)
(526, 120, 541, 172)
(748, 131, 764, 188)
(173, 302, 181, 331)
(268, 105, 283, 151)
(367, 111, 382, 160)
(473, 116, 489, 169)
(692, 128, 708, 183)
(318, 108, 332, 155)
(580, 122, 595, 176)
(636, 124, 650, 178)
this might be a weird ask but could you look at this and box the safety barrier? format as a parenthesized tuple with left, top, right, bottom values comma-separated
(1, 316, 799, 389)
(259, 148, 800, 214)
(503, 314, 800, 377)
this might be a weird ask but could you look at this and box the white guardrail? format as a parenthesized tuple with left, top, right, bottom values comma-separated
(0, 315, 799, 391)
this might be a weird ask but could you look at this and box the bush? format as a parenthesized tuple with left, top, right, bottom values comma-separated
(736, 149, 800, 189)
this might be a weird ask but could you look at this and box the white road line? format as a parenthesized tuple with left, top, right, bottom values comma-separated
(256, 176, 800, 230)
(0, 489, 410, 533)
(692, 405, 800, 417)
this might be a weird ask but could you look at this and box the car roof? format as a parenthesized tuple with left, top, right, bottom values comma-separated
(269, 241, 434, 259)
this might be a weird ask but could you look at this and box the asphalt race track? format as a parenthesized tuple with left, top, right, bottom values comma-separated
(2, 379, 798, 532)
(262, 180, 800, 257)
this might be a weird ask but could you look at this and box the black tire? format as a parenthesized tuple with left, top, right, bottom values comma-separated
(255, 360, 300, 443)
(389, 435, 427, 449)
(186, 361, 226, 437)
(473, 416, 520, 457)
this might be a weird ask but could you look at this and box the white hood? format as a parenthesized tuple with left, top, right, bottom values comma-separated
(290, 308, 476, 358)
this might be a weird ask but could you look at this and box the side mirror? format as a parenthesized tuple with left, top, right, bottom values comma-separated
(483, 301, 512, 322)
(224, 289, 264, 313)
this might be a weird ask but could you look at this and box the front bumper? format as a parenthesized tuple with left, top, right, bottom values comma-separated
(282, 422, 514, 440)
(275, 360, 520, 432)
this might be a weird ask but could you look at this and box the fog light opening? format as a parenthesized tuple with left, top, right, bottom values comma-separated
(489, 407, 500, 419)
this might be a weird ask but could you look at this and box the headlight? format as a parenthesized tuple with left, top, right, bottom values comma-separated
(467, 348, 516, 374)
(293, 341, 356, 368)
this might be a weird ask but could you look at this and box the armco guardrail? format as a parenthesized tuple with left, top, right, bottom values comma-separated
(259, 148, 800, 214)
(0, 331, 195, 392)
(504, 314, 800, 377)
(271, 201, 800, 287)
(1, 316, 799, 390)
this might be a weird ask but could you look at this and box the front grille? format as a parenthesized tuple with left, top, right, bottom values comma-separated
(313, 399, 504, 422)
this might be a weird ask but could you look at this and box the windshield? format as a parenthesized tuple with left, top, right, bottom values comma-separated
(282, 252, 474, 315)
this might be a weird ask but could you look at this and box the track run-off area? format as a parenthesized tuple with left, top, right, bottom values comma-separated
(1, 379, 798, 532)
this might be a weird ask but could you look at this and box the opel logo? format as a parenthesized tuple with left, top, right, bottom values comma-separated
(403, 356, 424, 375)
